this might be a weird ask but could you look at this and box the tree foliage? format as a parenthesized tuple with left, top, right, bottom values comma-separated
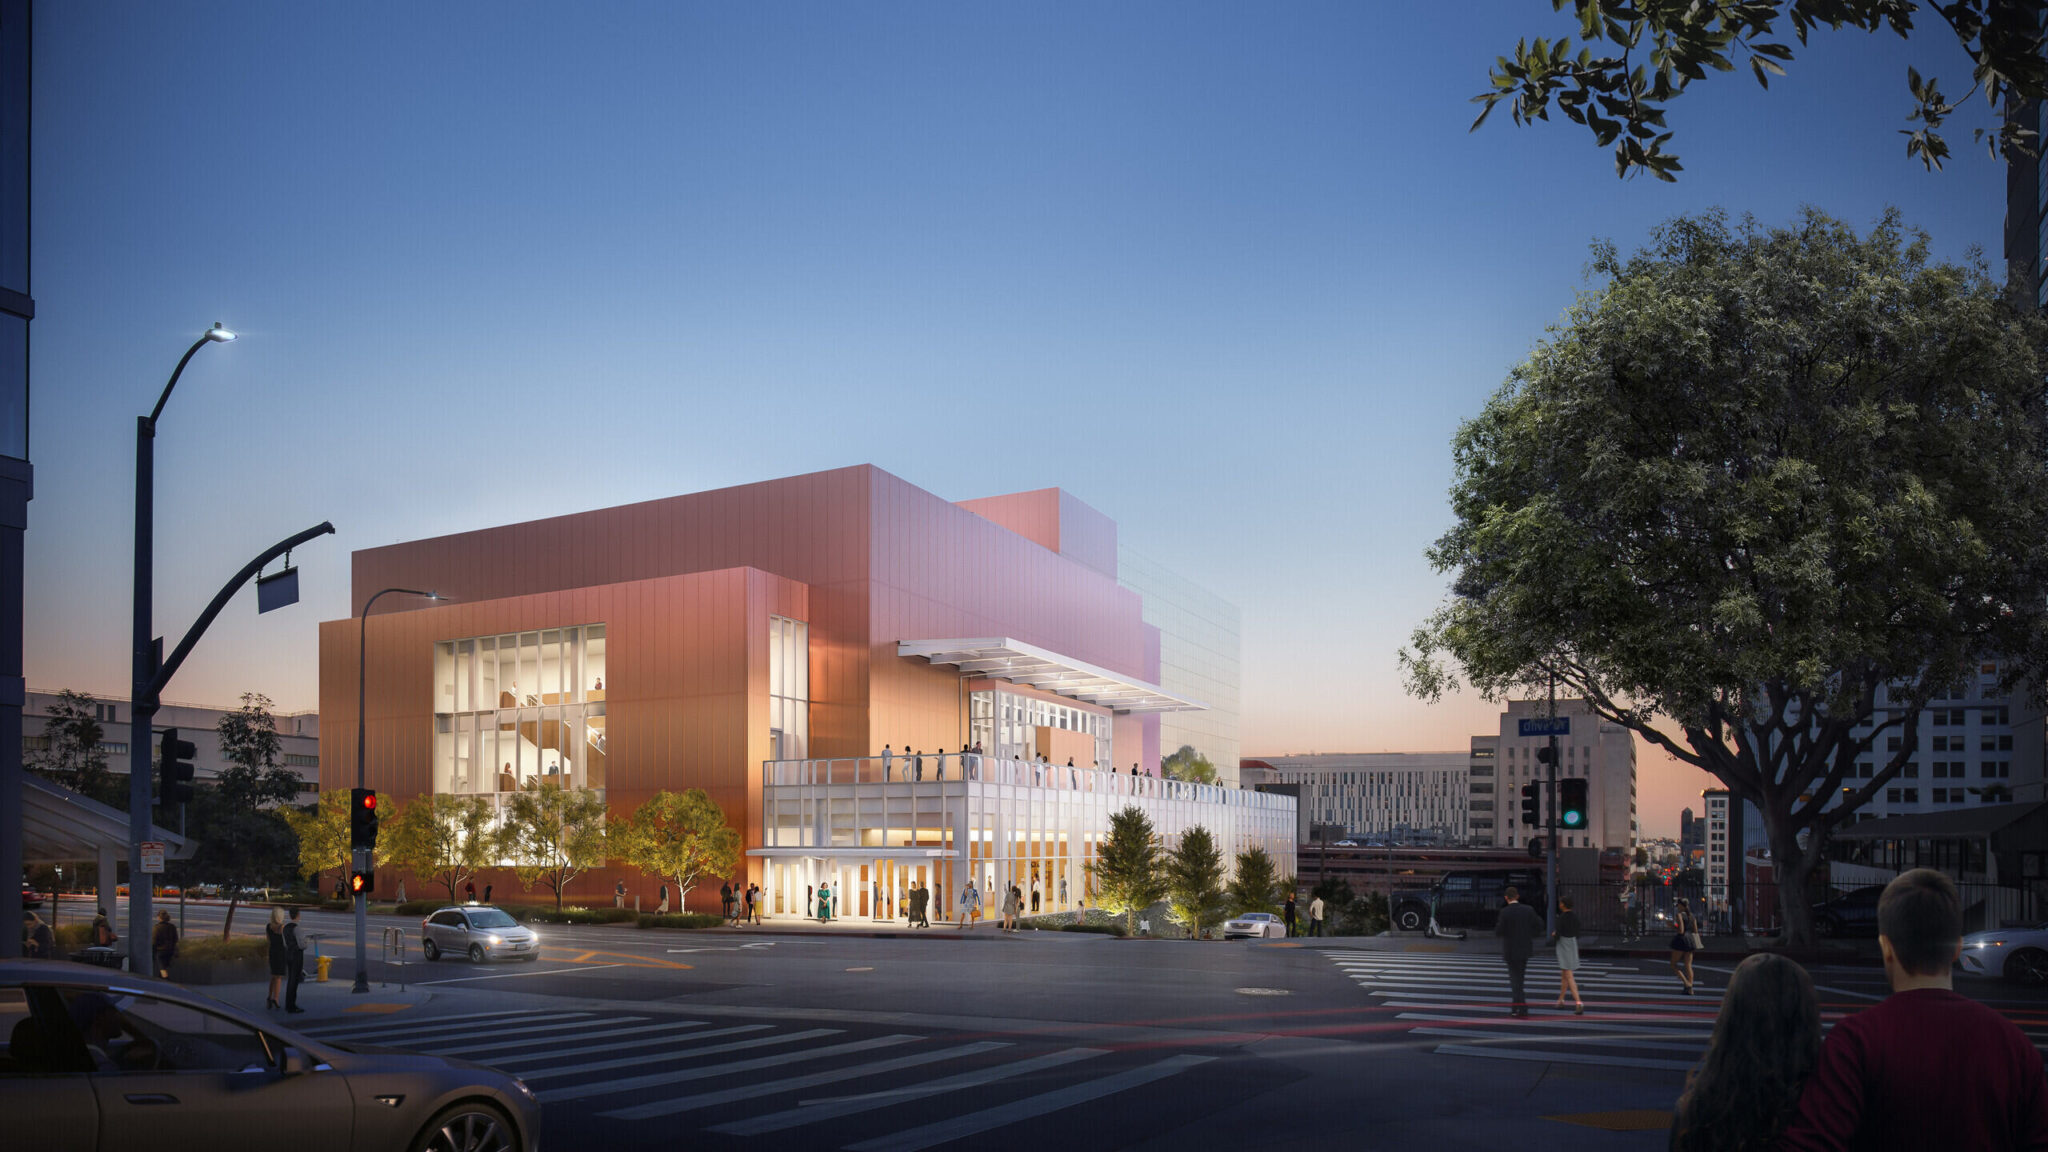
(382, 793, 500, 904)
(499, 780, 609, 911)
(1093, 805, 1166, 935)
(1160, 744, 1220, 785)
(200, 693, 305, 935)
(281, 788, 357, 885)
(1164, 825, 1228, 938)
(611, 789, 742, 910)
(1226, 846, 1280, 916)
(26, 689, 121, 807)
(1474, 1, 2048, 180)
(1402, 208, 2048, 942)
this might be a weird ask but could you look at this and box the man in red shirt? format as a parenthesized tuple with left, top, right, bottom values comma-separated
(1780, 868, 2048, 1151)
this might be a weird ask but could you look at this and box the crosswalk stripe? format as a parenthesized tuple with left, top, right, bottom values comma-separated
(299, 1009, 554, 1037)
(842, 1053, 1217, 1152)
(444, 1025, 771, 1066)
(1407, 1027, 1707, 1054)
(520, 1028, 839, 1080)
(607, 1041, 1016, 1123)
(536, 1034, 924, 1104)
(1380, 999, 1720, 1019)
(1361, 986, 1722, 1004)
(1394, 1012, 1716, 1036)
(308, 1011, 593, 1045)
(1430, 1043, 1700, 1072)
(429, 1019, 709, 1060)
(712, 1046, 1105, 1135)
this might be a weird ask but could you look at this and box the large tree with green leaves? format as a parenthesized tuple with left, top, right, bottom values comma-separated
(1160, 744, 1220, 785)
(612, 789, 742, 911)
(281, 787, 358, 893)
(382, 793, 501, 904)
(1226, 845, 1280, 917)
(1402, 208, 2048, 943)
(26, 689, 121, 807)
(1164, 825, 1227, 939)
(1475, 1, 2048, 180)
(1093, 805, 1166, 935)
(201, 693, 305, 936)
(499, 780, 609, 911)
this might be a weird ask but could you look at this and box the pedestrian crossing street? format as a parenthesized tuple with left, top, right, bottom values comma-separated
(1325, 949, 1727, 1074)
(300, 1007, 1219, 1151)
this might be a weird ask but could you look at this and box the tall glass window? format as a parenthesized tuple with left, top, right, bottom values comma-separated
(770, 616, 809, 761)
(434, 624, 607, 798)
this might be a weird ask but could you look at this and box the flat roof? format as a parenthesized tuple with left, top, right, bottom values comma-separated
(1830, 802, 2045, 841)
(897, 637, 1205, 714)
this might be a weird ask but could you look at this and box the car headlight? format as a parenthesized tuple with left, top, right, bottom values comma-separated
(1968, 940, 2005, 948)
(488, 935, 503, 945)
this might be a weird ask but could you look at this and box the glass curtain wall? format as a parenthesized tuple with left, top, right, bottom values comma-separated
(434, 624, 608, 802)
(966, 688, 1110, 769)
(770, 616, 809, 762)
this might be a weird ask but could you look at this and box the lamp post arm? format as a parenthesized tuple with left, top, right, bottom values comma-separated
(149, 520, 336, 697)
(147, 332, 217, 428)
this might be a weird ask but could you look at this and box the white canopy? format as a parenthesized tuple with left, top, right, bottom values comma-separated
(897, 637, 1205, 714)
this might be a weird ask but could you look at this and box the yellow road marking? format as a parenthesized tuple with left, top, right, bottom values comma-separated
(1545, 1110, 1673, 1131)
(540, 946, 692, 971)
(573, 951, 600, 963)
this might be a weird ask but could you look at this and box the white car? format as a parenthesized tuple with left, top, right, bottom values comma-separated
(1223, 912, 1288, 940)
(420, 906, 542, 963)
(1959, 923, 2048, 985)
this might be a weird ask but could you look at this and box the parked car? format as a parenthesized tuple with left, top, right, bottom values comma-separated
(19, 885, 40, 910)
(420, 906, 541, 963)
(1222, 912, 1287, 940)
(0, 959, 539, 1151)
(1959, 923, 2048, 985)
(1390, 869, 1547, 935)
(1811, 886, 1884, 938)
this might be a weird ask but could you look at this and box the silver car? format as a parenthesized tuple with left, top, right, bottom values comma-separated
(0, 959, 538, 1152)
(1223, 912, 1288, 940)
(421, 906, 542, 963)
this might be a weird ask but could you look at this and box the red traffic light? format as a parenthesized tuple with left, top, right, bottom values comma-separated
(362, 793, 377, 811)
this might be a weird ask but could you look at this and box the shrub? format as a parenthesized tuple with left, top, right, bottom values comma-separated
(1058, 922, 1127, 936)
(637, 913, 725, 930)
(1339, 892, 1390, 937)
(177, 935, 268, 964)
(514, 905, 638, 925)
(53, 924, 93, 953)
(394, 900, 446, 917)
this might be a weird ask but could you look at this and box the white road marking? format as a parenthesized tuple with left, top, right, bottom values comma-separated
(842, 1054, 1217, 1152)
(716, 1046, 1102, 1134)
(604, 1041, 1012, 1122)
(537, 1034, 923, 1103)
(414, 962, 623, 985)
(520, 1028, 841, 1080)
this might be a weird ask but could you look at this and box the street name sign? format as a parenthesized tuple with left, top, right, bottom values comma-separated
(1517, 717, 1571, 737)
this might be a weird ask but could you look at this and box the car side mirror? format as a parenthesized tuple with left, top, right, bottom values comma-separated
(280, 1046, 311, 1076)
(456, 923, 469, 932)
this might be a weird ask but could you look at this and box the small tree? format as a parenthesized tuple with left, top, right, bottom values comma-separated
(1225, 846, 1279, 917)
(613, 789, 741, 912)
(207, 693, 304, 936)
(499, 780, 608, 911)
(1094, 805, 1165, 936)
(382, 793, 500, 904)
(27, 689, 121, 807)
(1164, 825, 1227, 939)
(1160, 744, 1220, 785)
(281, 788, 356, 892)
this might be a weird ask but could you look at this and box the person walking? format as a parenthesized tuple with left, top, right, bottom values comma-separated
(749, 883, 762, 925)
(395, 879, 406, 904)
(464, 880, 476, 904)
(912, 749, 923, 782)
(151, 911, 179, 979)
(1001, 883, 1021, 933)
(721, 882, 734, 921)
(482, 883, 493, 905)
(282, 908, 308, 1014)
(22, 911, 53, 959)
(1669, 952, 1822, 1152)
(935, 748, 945, 781)
(1308, 894, 1326, 938)
(1551, 894, 1584, 1014)
(1059, 876, 1068, 908)
(1030, 874, 1042, 914)
(1496, 885, 1543, 1018)
(911, 882, 927, 929)
(614, 878, 627, 908)
(881, 744, 894, 781)
(90, 907, 117, 950)
(658, 884, 670, 914)
(265, 907, 288, 1010)
(1670, 897, 1700, 995)
(1283, 893, 1298, 937)
(958, 880, 980, 928)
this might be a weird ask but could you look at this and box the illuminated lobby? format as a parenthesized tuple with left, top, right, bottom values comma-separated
(320, 465, 1292, 915)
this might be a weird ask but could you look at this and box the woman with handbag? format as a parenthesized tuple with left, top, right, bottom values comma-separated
(1669, 897, 1700, 995)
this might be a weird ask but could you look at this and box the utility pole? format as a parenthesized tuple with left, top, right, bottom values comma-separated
(1545, 671, 1560, 937)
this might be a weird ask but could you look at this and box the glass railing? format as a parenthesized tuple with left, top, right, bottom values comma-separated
(764, 755, 1291, 810)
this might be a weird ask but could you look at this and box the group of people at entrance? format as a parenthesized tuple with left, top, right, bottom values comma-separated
(721, 882, 761, 926)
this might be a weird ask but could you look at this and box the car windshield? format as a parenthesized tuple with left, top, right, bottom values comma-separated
(466, 909, 518, 929)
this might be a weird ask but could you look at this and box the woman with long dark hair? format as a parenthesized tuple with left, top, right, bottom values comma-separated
(1668, 952, 1821, 1151)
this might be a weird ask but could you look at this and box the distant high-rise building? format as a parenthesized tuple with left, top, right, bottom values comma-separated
(1680, 807, 1699, 856)
(1245, 752, 1468, 842)
(1479, 699, 1637, 851)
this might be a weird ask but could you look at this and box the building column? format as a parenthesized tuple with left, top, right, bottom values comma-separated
(96, 840, 119, 955)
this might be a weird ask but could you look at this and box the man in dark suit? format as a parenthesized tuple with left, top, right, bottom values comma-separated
(282, 908, 308, 1014)
(1496, 885, 1543, 1018)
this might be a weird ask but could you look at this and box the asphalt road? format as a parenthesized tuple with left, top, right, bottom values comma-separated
(46, 899, 2048, 1151)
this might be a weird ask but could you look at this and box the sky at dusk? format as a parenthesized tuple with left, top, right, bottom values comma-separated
(22, 4, 2016, 838)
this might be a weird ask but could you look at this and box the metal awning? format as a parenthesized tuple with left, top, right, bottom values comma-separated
(747, 847, 959, 859)
(24, 774, 196, 865)
(897, 637, 1205, 714)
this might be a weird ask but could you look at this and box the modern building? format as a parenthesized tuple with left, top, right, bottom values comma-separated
(1481, 699, 1637, 851)
(1680, 807, 1700, 858)
(320, 465, 1289, 915)
(0, 0, 32, 956)
(22, 690, 321, 794)
(1467, 735, 1498, 842)
(2006, 97, 2048, 311)
(1819, 665, 2034, 822)
(1117, 545, 1241, 786)
(1702, 789, 1732, 910)
(1243, 752, 1467, 843)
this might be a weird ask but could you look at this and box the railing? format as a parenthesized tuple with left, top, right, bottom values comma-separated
(764, 755, 1291, 811)
(1549, 879, 2044, 938)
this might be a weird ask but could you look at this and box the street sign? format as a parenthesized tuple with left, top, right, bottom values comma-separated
(1518, 717, 1571, 737)
(140, 841, 165, 874)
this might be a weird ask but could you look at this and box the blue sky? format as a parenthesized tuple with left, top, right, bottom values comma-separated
(24, 4, 2013, 835)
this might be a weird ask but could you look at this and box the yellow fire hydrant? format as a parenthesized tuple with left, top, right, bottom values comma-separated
(316, 955, 332, 982)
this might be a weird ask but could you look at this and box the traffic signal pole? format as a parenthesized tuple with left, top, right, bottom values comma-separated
(1545, 673, 1559, 937)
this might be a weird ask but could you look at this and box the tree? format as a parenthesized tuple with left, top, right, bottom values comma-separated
(281, 788, 356, 891)
(612, 789, 742, 912)
(1473, 1, 2048, 180)
(499, 779, 608, 911)
(1164, 825, 1227, 939)
(26, 689, 121, 806)
(202, 693, 306, 937)
(382, 793, 500, 904)
(1402, 208, 2048, 943)
(1226, 846, 1280, 917)
(1159, 744, 1220, 785)
(1093, 805, 1166, 936)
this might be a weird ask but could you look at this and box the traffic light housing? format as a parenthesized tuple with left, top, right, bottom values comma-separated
(158, 728, 197, 806)
(1535, 744, 1558, 767)
(350, 788, 380, 850)
(1519, 782, 1541, 827)
(1560, 777, 1590, 831)
(349, 867, 373, 896)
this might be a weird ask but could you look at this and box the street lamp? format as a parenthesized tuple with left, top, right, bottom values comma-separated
(353, 586, 443, 993)
(128, 323, 235, 961)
